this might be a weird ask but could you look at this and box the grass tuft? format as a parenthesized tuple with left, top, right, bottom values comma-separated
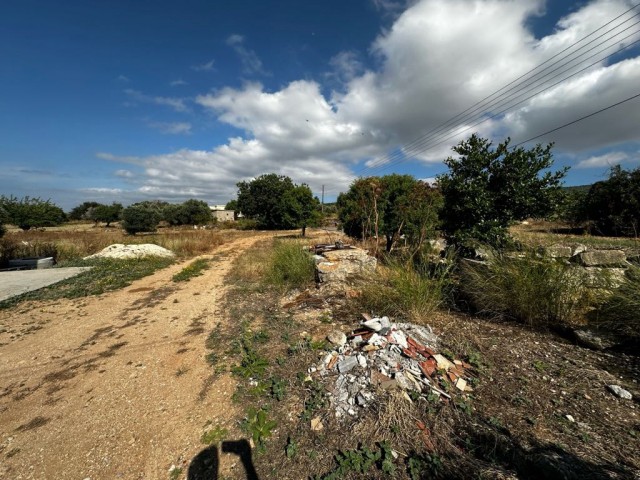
(172, 258, 210, 282)
(591, 265, 640, 338)
(265, 239, 315, 290)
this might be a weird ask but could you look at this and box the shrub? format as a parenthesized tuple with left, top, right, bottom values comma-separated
(591, 266, 640, 338)
(121, 203, 161, 235)
(358, 257, 453, 323)
(459, 251, 593, 326)
(0, 195, 66, 230)
(266, 240, 315, 290)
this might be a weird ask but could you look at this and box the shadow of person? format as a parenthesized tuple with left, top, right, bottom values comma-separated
(187, 439, 259, 480)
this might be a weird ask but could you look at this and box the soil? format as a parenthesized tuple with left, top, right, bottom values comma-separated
(0, 232, 271, 479)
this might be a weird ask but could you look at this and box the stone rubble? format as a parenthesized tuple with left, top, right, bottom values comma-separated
(607, 384, 633, 400)
(83, 243, 175, 260)
(309, 315, 474, 418)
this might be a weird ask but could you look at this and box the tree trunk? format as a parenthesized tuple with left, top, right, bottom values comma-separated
(301, 224, 306, 237)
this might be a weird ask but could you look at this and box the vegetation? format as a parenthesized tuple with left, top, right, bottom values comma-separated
(338, 174, 441, 254)
(0, 195, 66, 230)
(172, 258, 210, 282)
(0, 205, 8, 238)
(68, 201, 101, 220)
(265, 239, 316, 290)
(459, 251, 594, 326)
(121, 202, 162, 234)
(579, 165, 640, 237)
(236, 173, 321, 234)
(437, 134, 567, 254)
(88, 202, 123, 226)
(592, 266, 640, 338)
(164, 199, 213, 226)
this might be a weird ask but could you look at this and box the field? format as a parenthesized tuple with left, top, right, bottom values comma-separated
(0, 224, 638, 479)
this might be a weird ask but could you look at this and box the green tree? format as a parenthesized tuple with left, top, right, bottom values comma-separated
(0, 205, 9, 238)
(121, 203, 161, 235)
(89, 202, 123, 227)
(437, 134, 567, 253)
(0, 195, 66, 230)
(225, 199, 238, 211)
(178, 199, 213, 225)
(579, 165, 640, 237)
(68, 201, 101, 221)
(337, 175, 442, 253)
(236, 174, 320, 233)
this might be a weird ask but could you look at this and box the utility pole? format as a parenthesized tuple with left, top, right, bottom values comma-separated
(321, 185, 325, 213)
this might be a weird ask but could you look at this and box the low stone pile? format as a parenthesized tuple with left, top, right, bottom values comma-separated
(308, 315, 474, 418)
(84, 243, 175, 260)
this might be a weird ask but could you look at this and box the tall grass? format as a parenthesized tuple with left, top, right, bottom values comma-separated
(358, 257, 453, 324)
(265, 239, 315, 290)
(591, 266, 640, 338)
(459, 251, 594, 326)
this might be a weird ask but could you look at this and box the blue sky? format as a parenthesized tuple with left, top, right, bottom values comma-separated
(1, 0, 639, 210)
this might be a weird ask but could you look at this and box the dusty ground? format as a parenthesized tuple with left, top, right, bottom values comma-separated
(0, 232, 270, 480)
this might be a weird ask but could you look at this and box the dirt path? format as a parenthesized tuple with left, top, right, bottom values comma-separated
(0, 232, 270, 479)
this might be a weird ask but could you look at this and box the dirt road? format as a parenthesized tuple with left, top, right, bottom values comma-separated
(0, 233, 268, 479)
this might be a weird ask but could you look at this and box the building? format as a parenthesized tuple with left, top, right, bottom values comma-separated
(209, 205, 235, 222)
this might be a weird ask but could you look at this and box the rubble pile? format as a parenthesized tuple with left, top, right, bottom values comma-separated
(309, 315, 474, 418)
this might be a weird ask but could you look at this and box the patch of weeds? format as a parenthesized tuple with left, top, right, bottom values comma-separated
(252, 330, 270, 343)
(285, 436, 298, 460)
(265, 239, 315, 290)
(455, 397, 473, 415)
(175, 366, 189, 377)
(231, 337, 269, 379)
(0, 257, 174, 309)
(407, 452, 442, 479)
(270, 377, 286, 401)
(467, 351, 484, 369)
(533, 360, 548, 373)
(205, 352, 218, 366)
(169, 466, 183, 480)
(310, 339, 328, 351)
(302, 381, 327, 421)
(314, 442, 397, 480)
(172, 258, 210, 282)
(318, 312, 332, 324)
(243, 407, 277, 451)
(488, 416, 504, 428)
(201, 425, 229, 445)
(275, 356, 286, 366)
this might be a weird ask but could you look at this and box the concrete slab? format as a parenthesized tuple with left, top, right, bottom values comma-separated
(0, 267, 92, 302)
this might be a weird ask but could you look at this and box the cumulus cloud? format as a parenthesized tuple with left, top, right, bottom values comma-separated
(191, 60, 215, 72)
(576, 151, 633, 168)
(226, 34, 269, 76)
(124, 89, 189, 112)
(147, 121, 192, 135)
(101, 0, 640, 203)
(170, 79, 187, 86)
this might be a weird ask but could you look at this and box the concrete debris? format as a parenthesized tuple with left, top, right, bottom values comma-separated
(83, 243, 175, 260)
(310, 416, 324, 431)
(327, 330, 347, 347)
(607, 385, 633, 400)
(307, 315, 473, 418)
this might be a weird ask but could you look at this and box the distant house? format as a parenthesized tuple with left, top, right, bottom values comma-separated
(209, 205, 235, 222)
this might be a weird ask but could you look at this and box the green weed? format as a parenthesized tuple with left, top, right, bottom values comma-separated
(591, 266, 640, 338)
(265, 239, 315, 290)
(172, 258, 210, 282)
(314, 442, 396, 480)
(231, 337, 269, 379)
(201, 425, 229, 445)
(243, 407, 277, 449)
(285, 437, 298, 459)
(169, 466, 183, 480)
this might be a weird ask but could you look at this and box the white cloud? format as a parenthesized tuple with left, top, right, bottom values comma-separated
(116, 74, 130, 82)
(191, 60, 215, 72)
(80, 187, 123, 194)
(99, 0, 640, 204)
(226, 34, 269, 76)
(147, 121, 192, 135)
(576, 151, 631, 168)
(170, 79, 187, 86)
(124, 89, 189, 112)
(328, 51, 365, 83)
(115, 169, 134, 178)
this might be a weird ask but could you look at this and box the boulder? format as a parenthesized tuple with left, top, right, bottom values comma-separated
(84, 244, 175, 260)
(573, 328, 618, 351)
(316, 248, 377, 285)
(573, 250, 626, 267)
(544, 244, 573, 258)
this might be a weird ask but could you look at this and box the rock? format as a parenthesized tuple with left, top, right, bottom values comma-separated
(316, 248, 377, 285)
(583, 267, 627, 288)
(428, 238, 447, 253)
(573, 244, 588, 256)
(565, 414, 575, 423)
(363, 319, 382, 331)
(545, 244, 573, 258)
(338, 356, 358, 373)
(574, 328, 617, 351)
(84, 243, 175, 260)
(327, 330, 347, 346)
(574, 250, 627, 267)
(310, 417, 324, 431)
(474, 246, 494, 261)
(608, 385, 633, 400)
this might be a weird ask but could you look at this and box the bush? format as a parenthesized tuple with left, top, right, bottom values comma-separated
(121, 203, 161, 235)
(358, 257, 453, 323)
(0, 205, 8, 238)
(0, 195, 66, 230)
(459, 251, 593, 326)
(266, 240, 315, 290)
(591, 266, 640, 338)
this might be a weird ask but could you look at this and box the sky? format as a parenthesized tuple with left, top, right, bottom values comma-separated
(1, 0, 639, 210)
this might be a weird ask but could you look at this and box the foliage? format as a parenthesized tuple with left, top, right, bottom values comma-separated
(580, 165, 640, 237)
(459, 251, 594, 326)
(0, 205, 8, 238)
(338, 174, 442, 253)
(200, 425, 229, 445)
(591, 266, 640, 338)
(0, 195, 66, 230)
(172, 258, 210, 282)
(554, 188, 588, 226)
(225, 199, 238, 211)
(0, 256, 174, 309)
(437, 134, 567, 255)
(314, 443, 396, 480)
(232, 336, 269, 379)
(121, 202, 162, 234)
(236, 173, 320, 233)
(265, 239, 315, 290)
(88, 202, 123, 226)
(68, 201, 101, 221)
(358, 257, 453, 323)
(243, 407, 277, 448)
(164, 199, 213, 226)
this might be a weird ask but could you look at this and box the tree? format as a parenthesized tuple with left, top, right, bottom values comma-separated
(121, 203, 161, 234)
(177, 199, 213, 225)
(0, 205, 9, 238)
(89, 203, 123, 227)
(236, 174, 321, 233)
(337, 174, 442, 254)
(68, 201, 101, 221)
(225, 199, 238, 211)
(580, 165, 640, 237)
(437, 134, 567, 253)
(0, 195, 66, 230)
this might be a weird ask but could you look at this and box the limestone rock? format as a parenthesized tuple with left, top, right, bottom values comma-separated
(327, 330, 347, 347)
(84, 244, 175, 260)
(607, 385, 632, 400)
(574, 250, 626, 267)
(545, 244, 573, 258)
(316, 247, 377, 285)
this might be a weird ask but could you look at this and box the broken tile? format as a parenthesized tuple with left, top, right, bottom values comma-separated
(455, 378, 467, 392)
(433, 354, 454, 371)
(311, 417, 324, 431)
